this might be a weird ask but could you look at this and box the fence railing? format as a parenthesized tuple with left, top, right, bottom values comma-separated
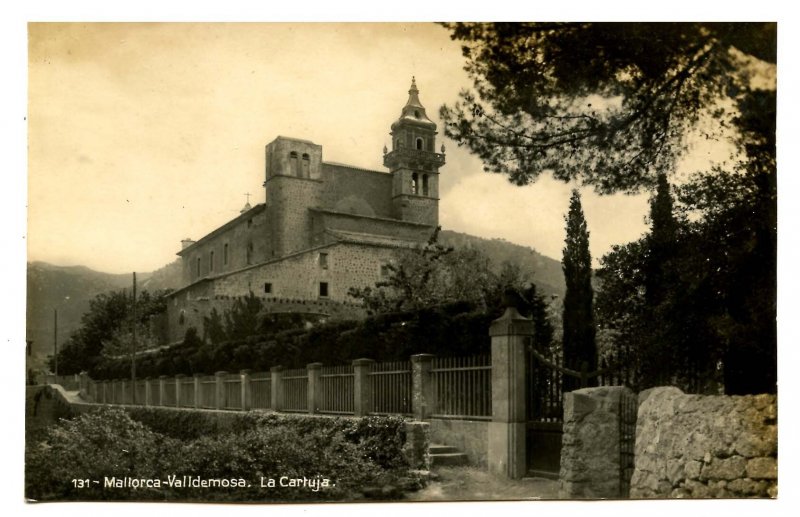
(251, 373, 271, 410)
(57, 353, 493, 421)
(431, 355, 492, 420)
(370, 360, 412, 415)
(280, 368, 308, 412)
(318, 364, 354, 415)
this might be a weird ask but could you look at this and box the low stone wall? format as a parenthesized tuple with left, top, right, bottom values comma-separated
(558, 386, 637, 499)
(429, 418, 489, 466)
(631, 387, 777, 498)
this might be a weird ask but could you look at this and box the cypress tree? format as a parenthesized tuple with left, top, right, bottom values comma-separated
(562, 189, 597, 391)
(645, 173, 678, 307)
(641, 173, 681, 386)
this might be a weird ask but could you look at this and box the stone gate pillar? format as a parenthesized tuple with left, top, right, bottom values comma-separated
(488, 300, 532, 479)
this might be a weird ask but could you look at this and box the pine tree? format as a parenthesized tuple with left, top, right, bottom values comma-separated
(562, 189, 597, 391)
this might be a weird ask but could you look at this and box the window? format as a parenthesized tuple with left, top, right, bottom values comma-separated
(302, 153, 310, 177)
(416, 137, 424, 150)
(196, 257, 201, 277)
(223, 243, 229, 265)
(247, 218, 253, 228)
(319, 282, 329, 298)
(178, 310, 185, 326)
(264, 283, 272, 294)
(319, 252, 328, 269)
(246, 242, 253, 265)
(422, 174, 429, 196)
(209, 251, 214, 272)
(289, 151, 299, 176)
(414, 110, 420, 119)
(411, 173, 418, 195)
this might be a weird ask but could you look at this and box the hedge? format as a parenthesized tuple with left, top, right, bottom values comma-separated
(25, 408, 421, 502)
(89, 301, 497, 380)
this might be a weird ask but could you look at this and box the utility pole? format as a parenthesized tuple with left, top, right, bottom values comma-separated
(53, 308, 58, 377)
(131, 272, 137, 404)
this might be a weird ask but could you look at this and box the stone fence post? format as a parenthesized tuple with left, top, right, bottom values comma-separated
(307, 363, 322, 414)
(175, 374, 185, 407)
(353, 358, 375, 417)
(271, 366, 283, 411)
(120, 379, 128, 405)
(215, 371, 227, 410)
(411, 354, 435, 420)
(488, 302, 532, 479)
(78, 372, 90, 400)
(241, 370, 252, 411)
(193, 374, 202, 409)
(144, 378, 153, 406)
(559, 386, 637, 499)
(158, 375, 167, 407)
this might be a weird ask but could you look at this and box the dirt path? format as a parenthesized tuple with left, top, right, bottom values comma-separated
(406, 467, 559, 501)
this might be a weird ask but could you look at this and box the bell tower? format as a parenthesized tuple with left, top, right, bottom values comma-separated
(383, 77, 445, 226)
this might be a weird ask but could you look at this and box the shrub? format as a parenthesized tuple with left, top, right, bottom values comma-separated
(25, 409, 421, 502)
(25, 408, 178, 501)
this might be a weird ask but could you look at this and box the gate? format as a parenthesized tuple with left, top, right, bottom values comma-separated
(525, 338, 563, 478)
(524, 337, 629, 478)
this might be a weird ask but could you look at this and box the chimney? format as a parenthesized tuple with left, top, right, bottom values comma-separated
(181, 238, 195, 250)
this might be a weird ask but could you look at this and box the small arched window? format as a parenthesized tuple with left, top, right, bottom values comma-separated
(301, 153, 310, 177)
(411, 173, 418, 195)
(223, 243, 229, 265)
(246, 242, 254, 265)
(416, 138, 424, 150)
(209, 251, 214, 272)
(422, 174, 429, 196)
(414, 110, 420, 119)
(289, 151, 299, 176)
(196, 257, 201, 277)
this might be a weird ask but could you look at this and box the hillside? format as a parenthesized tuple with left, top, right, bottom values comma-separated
(25, 261, 181, 361)
(438, 230, 564, 298)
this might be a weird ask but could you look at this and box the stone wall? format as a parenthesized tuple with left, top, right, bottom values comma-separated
(429, 419, 488, 466)
(559, 386, 637, 499)
(180, 206, 269, 285)
(630, 387, 777, 498)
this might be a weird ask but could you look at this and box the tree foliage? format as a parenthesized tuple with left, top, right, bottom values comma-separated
(348, 227, 524, 314)
(561, 190, 597, 389)
(439, 22, 775, 193)
(51, 289, 169, 375)
(596, 88, 776, 394)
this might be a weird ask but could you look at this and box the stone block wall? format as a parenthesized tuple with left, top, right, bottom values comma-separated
(429, 419, 489, 466)
(559, 386, 637, 499)
(630, 387, 777, 498)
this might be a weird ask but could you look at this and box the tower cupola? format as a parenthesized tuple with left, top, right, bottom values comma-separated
(383, 77, 445, 227)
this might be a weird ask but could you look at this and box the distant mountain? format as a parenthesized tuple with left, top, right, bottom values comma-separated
(438, 230, 564, 298)
(25, 261, 181, 360)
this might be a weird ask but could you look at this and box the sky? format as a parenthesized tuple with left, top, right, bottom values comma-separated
(24, 21, 734, 274)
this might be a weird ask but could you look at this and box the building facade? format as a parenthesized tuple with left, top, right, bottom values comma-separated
(164, 79, 446, 343)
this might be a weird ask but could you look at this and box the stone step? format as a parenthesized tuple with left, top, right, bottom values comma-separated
(429, 452, 469, 467)
(428, 444, 460, 455)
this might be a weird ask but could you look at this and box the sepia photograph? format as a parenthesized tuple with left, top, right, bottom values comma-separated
(19, 14, 784, 510)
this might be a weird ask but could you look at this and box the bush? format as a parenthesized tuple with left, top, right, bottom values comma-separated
(25, 408, 179, 501)
(25, 408, 421, 502)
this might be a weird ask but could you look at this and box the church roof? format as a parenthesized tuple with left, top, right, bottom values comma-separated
(325, 229, 424, 249)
